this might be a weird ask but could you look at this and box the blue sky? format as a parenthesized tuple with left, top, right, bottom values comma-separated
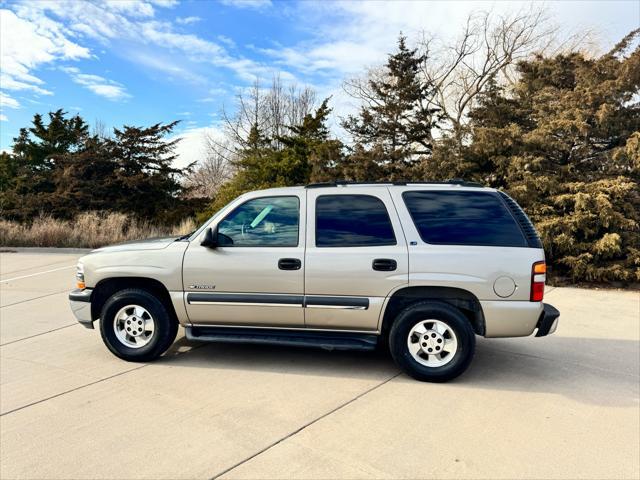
(1, 0, 638, 167)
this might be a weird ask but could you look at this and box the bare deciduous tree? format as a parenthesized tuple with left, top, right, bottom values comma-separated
(185, 76, 317, 198)
(220, 75, 316, 155)
(344, 7, 596, 150)
(183, 134, 234, 198)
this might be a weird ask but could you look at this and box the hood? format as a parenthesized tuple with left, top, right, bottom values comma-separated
(92, 236, 180, 253)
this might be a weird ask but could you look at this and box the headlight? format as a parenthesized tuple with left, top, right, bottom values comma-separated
(76, 263, 85, 289)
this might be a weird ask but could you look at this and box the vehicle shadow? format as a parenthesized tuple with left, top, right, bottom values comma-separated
(161, 333, 639, 407)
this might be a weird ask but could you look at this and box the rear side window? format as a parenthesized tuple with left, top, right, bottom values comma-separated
(402, 191, 527, 247)
(316, 195, 396, 247)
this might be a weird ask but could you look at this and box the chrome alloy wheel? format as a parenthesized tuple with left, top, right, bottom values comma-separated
(407, 319, 458, 367)
(113, 305, 155, 348)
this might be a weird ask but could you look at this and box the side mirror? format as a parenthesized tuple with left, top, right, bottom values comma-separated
(200, 227, 218, 248)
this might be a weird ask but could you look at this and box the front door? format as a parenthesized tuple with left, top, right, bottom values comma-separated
(304, 188, 409, 331)
(183, 193, 305, 327)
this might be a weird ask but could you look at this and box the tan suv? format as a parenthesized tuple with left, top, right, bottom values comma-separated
(69, 181, 559, 382)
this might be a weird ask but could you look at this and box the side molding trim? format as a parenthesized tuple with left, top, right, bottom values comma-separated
(186, 292, 369, 310)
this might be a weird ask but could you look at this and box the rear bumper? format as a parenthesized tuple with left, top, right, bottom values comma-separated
(482, 300, 559, 338)
(535, 303, 560, 337)
(69, 288, 94, 329)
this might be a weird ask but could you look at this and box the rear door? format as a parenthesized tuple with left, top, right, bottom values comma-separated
(304, 187, 409, 331)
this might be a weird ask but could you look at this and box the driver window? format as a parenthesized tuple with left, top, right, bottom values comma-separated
(217, 196, 299, 247)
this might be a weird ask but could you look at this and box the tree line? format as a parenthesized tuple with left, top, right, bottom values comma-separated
(1, 113, 198, 224)
(1, 11, 638, 284)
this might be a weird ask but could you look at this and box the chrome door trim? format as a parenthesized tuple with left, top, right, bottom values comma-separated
(189, 302, 301, 307)
(186, 292, 303, 306)
(304, 295, 369, 310)
(186, 292, 370, 310)
(305, 305, 367, 310)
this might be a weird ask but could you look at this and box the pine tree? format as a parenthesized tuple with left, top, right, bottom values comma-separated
(1, 113, 195, 223)
(107, 122, 192, 222)
(341, 35, 438, 180)
(2, 110, 90, 220)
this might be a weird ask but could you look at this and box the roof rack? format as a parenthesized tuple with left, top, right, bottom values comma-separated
(305, 179, 484, 189)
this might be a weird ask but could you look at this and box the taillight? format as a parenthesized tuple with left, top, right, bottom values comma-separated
(530, 261, 546, 301)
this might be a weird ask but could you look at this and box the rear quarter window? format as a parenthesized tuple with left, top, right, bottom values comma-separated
(402, 190, 527, 247)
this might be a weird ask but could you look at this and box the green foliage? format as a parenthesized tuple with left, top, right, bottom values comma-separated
(1, 112, 198, 224)
(454, 30, 640, 283)
(340, 36, 438, 180)
(4, 30, 639, 285)
(197, 98, 342, 222)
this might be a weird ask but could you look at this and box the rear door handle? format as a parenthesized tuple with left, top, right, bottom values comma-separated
(278, 258, 302, 270)
(372, 258, 397, 271)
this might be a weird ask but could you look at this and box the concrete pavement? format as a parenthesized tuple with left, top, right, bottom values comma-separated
(0, 251, 638, 479)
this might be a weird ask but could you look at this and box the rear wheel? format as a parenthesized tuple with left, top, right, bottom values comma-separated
(100, 288, 178, 362)
(389, 301, 475, 382)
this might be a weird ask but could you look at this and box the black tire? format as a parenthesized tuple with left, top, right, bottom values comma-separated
(389, 301, 475, 382)
(99, 288, 178, 362)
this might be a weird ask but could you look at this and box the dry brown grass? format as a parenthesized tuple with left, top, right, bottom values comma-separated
(0, 212, 197, 249)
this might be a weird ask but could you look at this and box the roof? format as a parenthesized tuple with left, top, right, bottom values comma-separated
(305, 179, 484, 189)
(251, 180, 494, 195)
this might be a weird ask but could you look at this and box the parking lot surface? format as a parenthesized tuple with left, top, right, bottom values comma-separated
(1, 250, 638, 479)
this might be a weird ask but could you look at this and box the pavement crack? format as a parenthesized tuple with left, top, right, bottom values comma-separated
(0, 364, 149, 417)
(1, 323, 77, 346)
(210, 370, 402, 480)
(0, 341, 207, 417)
(0, 265, 75, 283)
(1, 260, 77, 277)
(1, 289, 70, 309)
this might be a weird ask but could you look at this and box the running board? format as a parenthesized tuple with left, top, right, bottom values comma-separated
(185, 326, 378, 351)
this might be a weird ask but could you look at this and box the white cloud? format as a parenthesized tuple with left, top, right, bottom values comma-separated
(2, 0, 292, 108)
(220, 0, 272, 9)
(0, 114, 8, 121)
(176, 16, 201, 25)
(0, 92, 21, 109)
(171, 125, 226, 170)
(103, 0, 155, 18)
(62, 66, 130, 101)
(126, 50, 208, 84)
(0, 8, 89, 101)
(149, 0, 179, 7)
(217, 35, 236, 48)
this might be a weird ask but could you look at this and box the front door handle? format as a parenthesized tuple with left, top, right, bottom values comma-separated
(278, 258, 302, 270)
(372, 258, 397, 271)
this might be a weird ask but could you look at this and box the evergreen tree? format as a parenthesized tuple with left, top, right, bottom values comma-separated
(1, 110, 90, 220)
(199, 99, 343, 221)
(1, 112, 195, 223)
(341, 35, 438, 180)
(106, 122, 192, 222)
(462, 30, 640, 283)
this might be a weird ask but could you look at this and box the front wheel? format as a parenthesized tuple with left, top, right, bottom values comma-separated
(389, 301, 475, 382)
(100, 288, 178, 362)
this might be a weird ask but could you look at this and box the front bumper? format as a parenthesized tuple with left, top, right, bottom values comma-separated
(535, 303, 560, 337)
(69, 288, 94, 329)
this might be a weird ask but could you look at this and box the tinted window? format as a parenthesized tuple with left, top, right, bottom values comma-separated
(218, 196, 299, 247)
(316, 195, 396, 247)
(403, 191, 527, 247)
